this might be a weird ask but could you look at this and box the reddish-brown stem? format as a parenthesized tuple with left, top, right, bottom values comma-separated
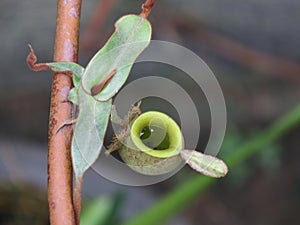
(26, 45, 73, 77)
(73, 178, 83, 225)
(140, 0, 155, 18)
(48, 0, 82, 225)
(26, 45, 51, 71)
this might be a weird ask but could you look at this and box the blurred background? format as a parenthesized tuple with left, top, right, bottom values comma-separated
(0, 0, 300, 224)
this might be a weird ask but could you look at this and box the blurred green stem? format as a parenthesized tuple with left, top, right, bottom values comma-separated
(123, 104, 300, 225)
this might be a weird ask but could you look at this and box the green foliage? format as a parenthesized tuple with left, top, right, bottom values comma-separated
(80, 193, 124, 225)
(48, 62, 84, 84)
(44, 15, 152, 181)
(72, 15, 151, 180)
(81, 15, 152, 101)
(68, 87, 79, 105)
(31, 12, 228, 181)
(72, 89, 112, 179)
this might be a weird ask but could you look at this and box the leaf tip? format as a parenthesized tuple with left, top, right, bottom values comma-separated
(26, 44, 50, 71)
(181, 150, 229, 178)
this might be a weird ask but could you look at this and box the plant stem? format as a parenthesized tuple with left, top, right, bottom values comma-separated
(123, 104, 300, 225)
(140, 0, 155, 18)
(48, 1, 82, 225)
(73, 178, 83, 225)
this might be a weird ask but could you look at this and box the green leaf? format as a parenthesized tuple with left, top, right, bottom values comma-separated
(48, 63, 84, 105)
(72, 87, 112, 179)
(68, 87, 79, 105)
(48, 62, 84, 87)
(181, 150, 228, 178)
(81, 15, 152, 101)
(46, 62, 84, 105)
(70, 14, 152, 182)
(80, 193, 124, 225)
(80, 197, 112, 225)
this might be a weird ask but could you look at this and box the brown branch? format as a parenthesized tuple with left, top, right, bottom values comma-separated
(140, 0, 155, 18)
(48, 0, 82, 225)
(173, 17, 300, 84)
(81, 0, 119, 52)
(196, 27, 300, 84)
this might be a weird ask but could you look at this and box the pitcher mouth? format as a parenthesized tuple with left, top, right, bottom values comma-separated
(130, 111, 183, 158)
(140, 124, 170, 150)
